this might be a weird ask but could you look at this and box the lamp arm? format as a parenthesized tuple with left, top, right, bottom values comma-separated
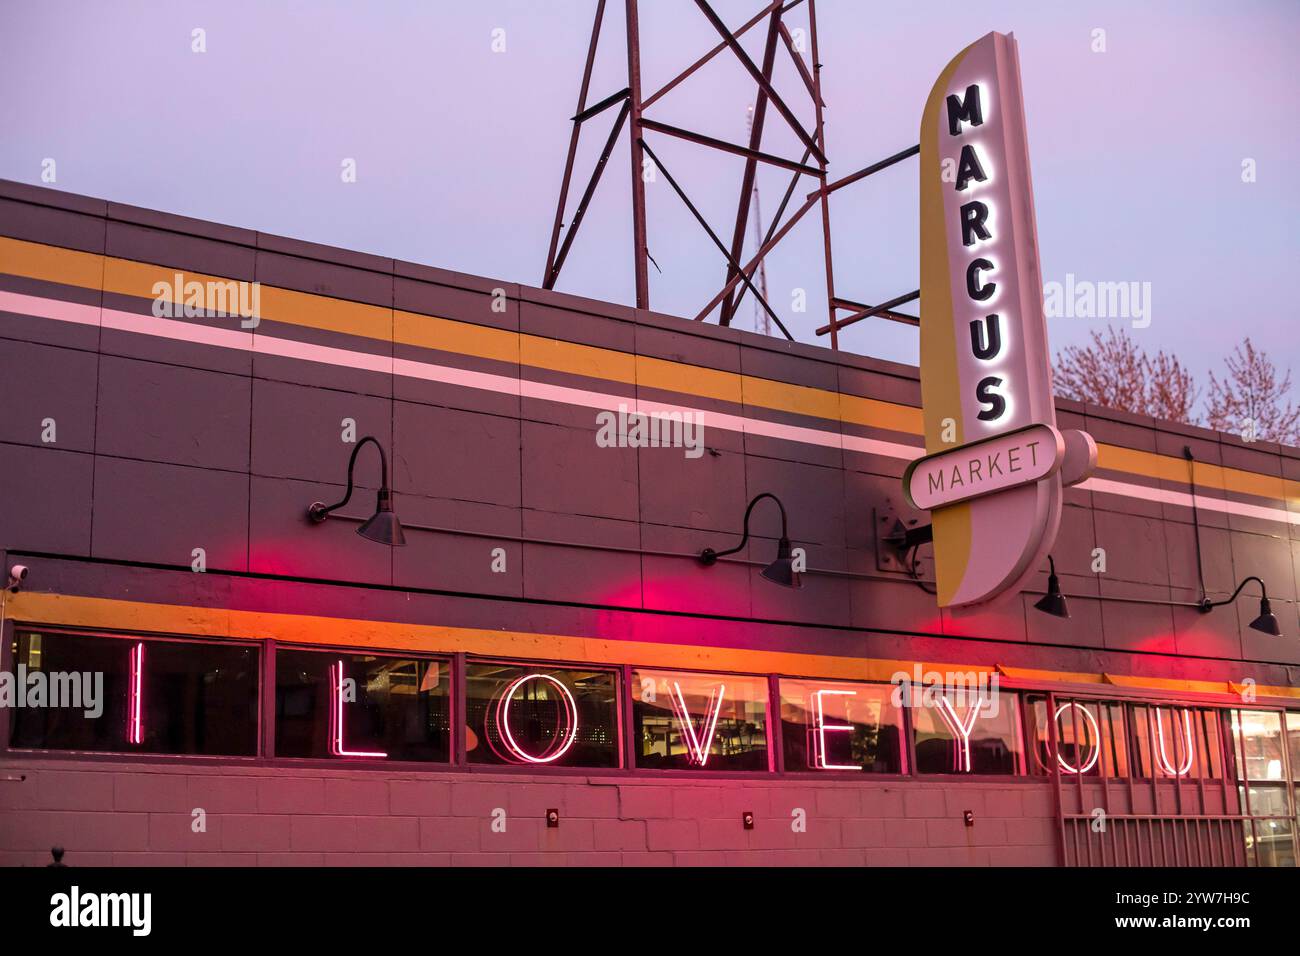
(308, 436, 390, 522)
(1199, 575, 1267, 612)
(703, 492, 789, 562)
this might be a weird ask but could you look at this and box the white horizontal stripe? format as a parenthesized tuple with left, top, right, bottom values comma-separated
(2, 289, 1295, 528)
(1082, 477, 1299, 526)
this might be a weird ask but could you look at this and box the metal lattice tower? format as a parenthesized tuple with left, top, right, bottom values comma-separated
(541, 0, 920, 349)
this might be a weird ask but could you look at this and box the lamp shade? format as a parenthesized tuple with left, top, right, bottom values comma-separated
(1033, 570, 1069, 619)
(761, 537, 801, 590)
(357, 488, 405, 547)
(1249, 597, 1282, 637)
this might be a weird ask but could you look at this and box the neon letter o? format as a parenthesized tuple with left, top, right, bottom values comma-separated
(495, 674, 579, 764)
(1054, 702, 1100, 775)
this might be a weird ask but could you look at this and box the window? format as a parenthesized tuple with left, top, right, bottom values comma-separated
(1025, 696, 1129, 777)
(1230, 710, 1284, 782)
(911, 689, 1022, 775)
(8, 629, 258, 756)
(465, 662, 620, 768)
(1239, 784, 1296, 868)
(274, 649, 450, 761)
(778, 678, 904, 773)
(1228, 710, 1296, 866)
(632, 669, 768, 771)
(1127, 704, 1222, 780)
(1286, 713, 1300, 781)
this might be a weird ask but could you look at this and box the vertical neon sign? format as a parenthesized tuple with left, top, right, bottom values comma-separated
(329, 660, 387, 758)
(126, 642, 144, 745)
(494, 673, 579, 764)
(917, 31, 1095, 609)
(811, 689, 858, 770)
(669, 682, 725, 766)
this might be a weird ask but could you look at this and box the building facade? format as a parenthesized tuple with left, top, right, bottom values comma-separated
(0, 178, 1297, 867)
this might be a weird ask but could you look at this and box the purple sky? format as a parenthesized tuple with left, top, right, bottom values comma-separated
(2, 1, 1297, 408)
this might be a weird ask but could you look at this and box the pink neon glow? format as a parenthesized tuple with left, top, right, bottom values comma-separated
(329, 661, 388, 758)
(935, 694, 984, 773)
(1053, 702, 1100, 774)
(494, 673, 580, 764)
(1153, 707, 1195, 777)
(811, 689, 858, 770)
(127, 642, 144, 745)
(668, 681, 725, 766)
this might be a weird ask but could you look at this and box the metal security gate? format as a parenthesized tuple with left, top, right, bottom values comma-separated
(1059, 814, 1248, 867)
(1044, 691, 1297, 867)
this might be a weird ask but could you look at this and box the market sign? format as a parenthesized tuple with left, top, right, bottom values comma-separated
(917, 31, 1094, 608)
(905, 423, 1061, 512)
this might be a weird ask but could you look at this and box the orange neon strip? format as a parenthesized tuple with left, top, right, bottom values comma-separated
(9, 591, 1298, 704)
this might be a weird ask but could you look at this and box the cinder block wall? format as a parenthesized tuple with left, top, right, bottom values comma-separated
(0, 761, 1059, 867)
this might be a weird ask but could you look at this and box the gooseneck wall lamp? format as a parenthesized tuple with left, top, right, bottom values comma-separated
(295, 436, 1280, 637)
(1027, 557, 1283, 634)
(1033, 555, 1070, 620)
(1182, 447, 1280, 637)
(1199, 576, 1281, 637)
(699, 492, 801, 589)
(306, 436, 406, 546)
(1022, 445, 1286, 637)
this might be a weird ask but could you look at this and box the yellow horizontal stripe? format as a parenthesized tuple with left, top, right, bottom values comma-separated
(394, 309, 517, 364)
(519, 334, 636, 384)
(0, 235, 103, 290)
(11, 591, 1297, 703)
(997, 665, 1109, 686)
(742, 375, 840, 420)
(1096, 444, 1188, 484)
(1105, 673, 1250, 697)
(3, 236, 1297, 509)
(839, 392, 925, 434)
(1097, 443, 1295, 507)
(998, 665, 1300, 702)
(636, 355, 742, 404)
(258, 284, 390, 340)
(102, 258, 205, 303)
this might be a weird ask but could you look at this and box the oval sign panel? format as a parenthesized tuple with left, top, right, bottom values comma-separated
(917, 31, 1094, 608)
(905, 422, 1063, 512)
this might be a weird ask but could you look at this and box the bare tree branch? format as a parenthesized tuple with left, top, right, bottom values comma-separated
(1205, 338, 1300, 445)
(1053, 326, 1199, 425)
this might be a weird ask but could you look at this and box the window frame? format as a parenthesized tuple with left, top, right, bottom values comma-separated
(4, 619, 1295, 799)
(1227, 706, 1299, 868)
(907, 685, 1026, 778)
(628, 663, 777, 776)
(271, 642, 456, 766)
(775, 676, 910, 777)
(3, 624, 264, 763)
(461, 655, 626, 771)
(1019, 690, 1235, 783)
(1023, 693, 1132, 779)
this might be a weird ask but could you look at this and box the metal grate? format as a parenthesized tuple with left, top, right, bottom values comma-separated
(1044, 692, 1297, 867)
